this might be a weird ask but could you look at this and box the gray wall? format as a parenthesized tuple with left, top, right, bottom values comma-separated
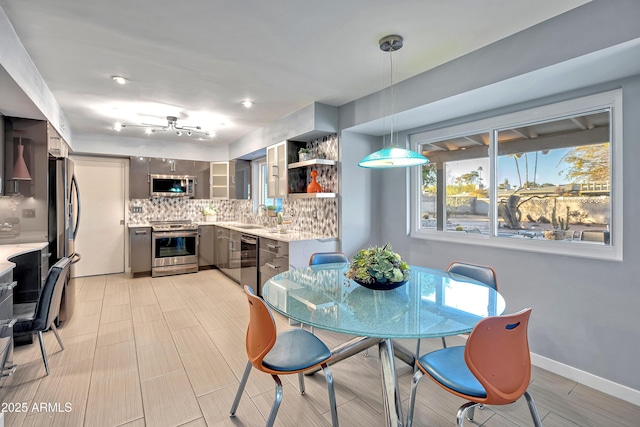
(339, 0, 640, 393)
(339, 130, 382, 257)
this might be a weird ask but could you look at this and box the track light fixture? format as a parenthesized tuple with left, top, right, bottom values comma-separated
(114, 116, 212, 137)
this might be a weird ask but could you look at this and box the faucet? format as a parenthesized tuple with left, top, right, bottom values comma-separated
(257, 204, 267, 216)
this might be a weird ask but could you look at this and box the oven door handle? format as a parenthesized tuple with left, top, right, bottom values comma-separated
(153, 231, 198, 238)
(241, 235, 257, 245)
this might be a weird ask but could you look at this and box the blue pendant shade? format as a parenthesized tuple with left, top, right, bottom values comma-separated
(358, 146, 429, 169)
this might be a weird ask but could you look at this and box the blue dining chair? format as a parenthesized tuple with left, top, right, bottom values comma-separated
(303, 251, 348, 333)
(308, 251, 348, 266)
(415, 262, 498, 373)
(406, 308, 542, 427)
(230, 286, 339, 427)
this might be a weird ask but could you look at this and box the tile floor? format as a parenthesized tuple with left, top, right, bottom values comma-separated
(1, 269, 640, 426)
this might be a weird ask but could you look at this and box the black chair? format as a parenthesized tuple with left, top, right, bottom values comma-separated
(13, 257, 71, 376)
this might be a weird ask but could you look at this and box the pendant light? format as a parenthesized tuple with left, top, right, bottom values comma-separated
(13, 137, 32, 180)
(358, 35, 429, 169)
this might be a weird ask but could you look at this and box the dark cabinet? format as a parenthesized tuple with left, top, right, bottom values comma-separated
(198, 225, 215, 268)
(130, 227, 152, 276)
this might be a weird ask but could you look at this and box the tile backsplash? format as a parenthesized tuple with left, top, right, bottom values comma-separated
(128, 197, 338, 237)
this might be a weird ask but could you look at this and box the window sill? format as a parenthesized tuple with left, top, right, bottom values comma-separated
(410, 229, 622, 262)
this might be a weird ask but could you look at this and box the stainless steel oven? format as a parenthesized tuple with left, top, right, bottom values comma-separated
(151, 222, 199, 277)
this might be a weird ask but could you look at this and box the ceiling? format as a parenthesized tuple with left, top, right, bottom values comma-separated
(0, 0, 591, 153)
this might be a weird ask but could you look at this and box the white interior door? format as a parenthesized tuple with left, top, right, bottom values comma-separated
(72, 156, 126, 277)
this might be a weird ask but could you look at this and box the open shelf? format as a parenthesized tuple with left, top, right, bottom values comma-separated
(287, 192, 337, 199)
(288, 159, 337, 169)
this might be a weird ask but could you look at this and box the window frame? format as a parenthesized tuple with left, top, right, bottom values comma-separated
(409, 90, 623, 261)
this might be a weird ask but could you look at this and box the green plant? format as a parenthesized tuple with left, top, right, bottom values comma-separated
(266, 205, 277, 211)
(203, 205, 217, 216)
(298, 148, 311, 154)
(345, 244, 410, 285)
(551, 204, 570, 231)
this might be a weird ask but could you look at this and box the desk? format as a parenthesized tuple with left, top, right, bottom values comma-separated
(263, 263, 505, 427)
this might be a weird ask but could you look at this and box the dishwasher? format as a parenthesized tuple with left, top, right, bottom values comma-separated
(240, 234, 258, 294)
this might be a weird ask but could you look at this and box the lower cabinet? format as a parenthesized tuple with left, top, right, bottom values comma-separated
(198, 225, 215, 268)
(1, 269, 16, 385)
(259, 237, 289, 296)
(130, 227, 152, 276)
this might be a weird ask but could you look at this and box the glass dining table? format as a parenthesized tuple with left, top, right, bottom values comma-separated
(262, 262, 506, 427)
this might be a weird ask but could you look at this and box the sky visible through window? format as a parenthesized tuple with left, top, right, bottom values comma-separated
(444, 148, 570, 188)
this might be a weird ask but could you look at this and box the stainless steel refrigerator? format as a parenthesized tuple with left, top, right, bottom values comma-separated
(48, 156, 81, 322)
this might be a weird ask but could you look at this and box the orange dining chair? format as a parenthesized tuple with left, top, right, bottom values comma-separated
(230, 286, 339, 427)
(406, 308, 542, 427)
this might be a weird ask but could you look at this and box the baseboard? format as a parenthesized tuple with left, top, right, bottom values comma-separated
(531, 353, 640, 407)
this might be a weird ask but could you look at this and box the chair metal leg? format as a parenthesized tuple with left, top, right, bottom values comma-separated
(298, 372, 305, 394)
(321, 363, 339, 427)
(414, 339, 421, 373)
(405, 369, 424, 427)
(441, 336, 447, 348)
(37, 331, 50, 376)
(266, 375, 283, 427)
(50, 323, 65, 351)
(524, 391, 543, 427)
(456, 402, 477, 426)
(230, 361, 252, 417)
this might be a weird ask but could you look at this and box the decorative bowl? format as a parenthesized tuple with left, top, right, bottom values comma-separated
(353, 278, 407, 291)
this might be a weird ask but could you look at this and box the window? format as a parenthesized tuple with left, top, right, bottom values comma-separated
(255, 159, 282, 212)
(410, 90, 622, 260)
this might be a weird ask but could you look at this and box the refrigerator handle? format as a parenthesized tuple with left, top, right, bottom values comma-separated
(71, 174, 81, 239)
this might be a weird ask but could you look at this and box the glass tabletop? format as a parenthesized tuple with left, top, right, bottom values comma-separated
(262, 263, 506, 339)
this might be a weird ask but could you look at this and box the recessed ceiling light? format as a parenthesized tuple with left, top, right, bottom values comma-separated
(112, 76, 129, 85)
(113, 122, 123, 131)
(241, 100, 253, 108)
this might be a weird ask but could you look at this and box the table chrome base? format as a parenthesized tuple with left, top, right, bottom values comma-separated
(305, 336, 417, 427)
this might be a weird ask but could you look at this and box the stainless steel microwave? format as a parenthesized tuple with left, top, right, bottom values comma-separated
(150, 174, 195, 197)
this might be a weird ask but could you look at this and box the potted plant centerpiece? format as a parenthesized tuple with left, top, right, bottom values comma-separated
(544, 204, 570, 240)
(298, 147, 312, 162)
(266, 205, 278, 217)
(203, 205, 217, 222)
(345, 244, 410, 290)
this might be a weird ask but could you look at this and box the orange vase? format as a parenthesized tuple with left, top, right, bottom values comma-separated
(307, 170, 322, 193)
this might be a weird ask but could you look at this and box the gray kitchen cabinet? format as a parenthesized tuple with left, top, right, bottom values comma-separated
(1, 268, 16, 385)
(131, 158, 210, 199)
(130, 227, 152, 276)
(259, 236, 289, 295)
(214, 226, 229, 269)
(198, 225, 215, 268)
(129, 157, 150, 199)
(149, 158, 198, 175)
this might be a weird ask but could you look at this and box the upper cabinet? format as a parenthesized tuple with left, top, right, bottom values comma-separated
(265, 134, 338, 199)
(267, 142, 287, 198)
(129, 157, 210, 199)
(47, 123, 69, 158)
(210, 160, 251, 199)
(210, 161, 229, 199)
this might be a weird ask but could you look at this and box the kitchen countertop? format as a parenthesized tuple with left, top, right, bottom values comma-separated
(128, 222, 337, 243)
(0, 242, 49, 277)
